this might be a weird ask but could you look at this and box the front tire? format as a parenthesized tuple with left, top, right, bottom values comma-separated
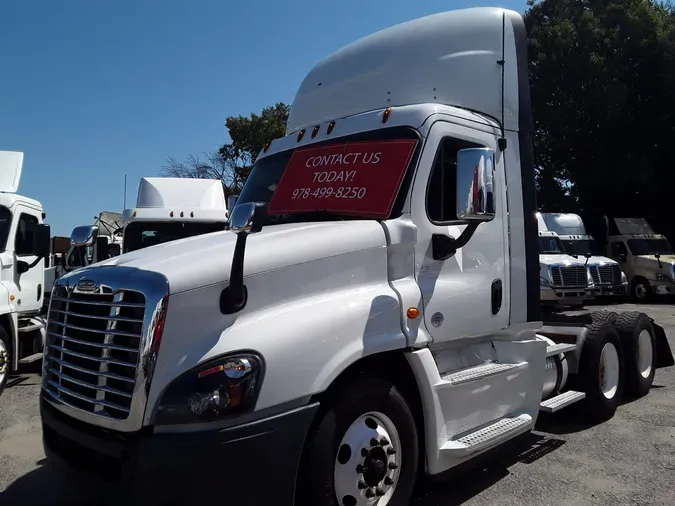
(579, 321, 624, 422)
(299, 377, 418, 506)
(615, 312, 656, 398)
(0, 326, 11, 396)
(631, 277, 650, 302)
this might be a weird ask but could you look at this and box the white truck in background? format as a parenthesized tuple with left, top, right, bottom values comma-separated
(0, 151, 52, 396)
(537, 214, 595, 309)
(540, 212, 627, 298)
(39, 8, 674, 506)
(63, 211, 124, 272)
(604, 217, 675, 301)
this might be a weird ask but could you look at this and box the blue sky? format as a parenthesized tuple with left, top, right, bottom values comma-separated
(1, 0, 527, 236)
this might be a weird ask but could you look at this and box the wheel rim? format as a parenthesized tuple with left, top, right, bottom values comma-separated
(599, 342, 620, 399)
(334, 411, 402, 506)
(635, 283, 647, 300)
(637, 329, 653, 379)
(0, 339, 8, 385)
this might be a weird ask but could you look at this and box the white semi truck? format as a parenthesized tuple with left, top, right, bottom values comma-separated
(540, 212, 627, 298)
(0, 151, 52, 396)
(39, 8, 674, 506)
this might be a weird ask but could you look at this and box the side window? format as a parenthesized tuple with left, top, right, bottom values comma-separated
(15, 213, 39, 256)
(611, 241, 627, 257)
(426, 137, 484, 223)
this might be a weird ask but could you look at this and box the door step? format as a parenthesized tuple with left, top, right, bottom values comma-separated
(546, 343, 577, 357)
(441, 414, 532, 456)
(440, 362, 526, 385)
(18, 323, 44, 333)
(540, 390, 585, 413)
(19, 352, 43, 364)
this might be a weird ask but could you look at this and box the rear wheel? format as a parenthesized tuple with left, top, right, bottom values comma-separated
(0, 326, 11, 396)
(579, 321, 624, 421)
(298, 377, 418, 506)
(615, 312, 656, 398)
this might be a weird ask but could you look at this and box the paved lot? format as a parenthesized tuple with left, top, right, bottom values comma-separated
(1, 303, 674, 505)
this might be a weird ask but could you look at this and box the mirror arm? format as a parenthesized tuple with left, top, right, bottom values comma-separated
(220, 233, 249, 314)
(432, 222, 479, 261)
(17, 257, 42, 275)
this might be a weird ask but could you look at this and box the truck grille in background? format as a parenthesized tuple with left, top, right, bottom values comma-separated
(43, 286, 146, 420)
(589, 265, 621, 285)
(550, 266, 587, 287)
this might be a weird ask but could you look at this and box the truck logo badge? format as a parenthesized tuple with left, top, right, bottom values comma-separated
(431, 312, 444, 328)
(76, 279, 98, 292)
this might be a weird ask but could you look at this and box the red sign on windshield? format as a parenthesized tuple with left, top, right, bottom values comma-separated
(267, 139, 418, 218)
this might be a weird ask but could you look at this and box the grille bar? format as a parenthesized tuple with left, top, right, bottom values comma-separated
(48, 355, 135, 383)
(45, 379, 131, 413)
(46, 367, 133, 398)
(51, 296, 144, 308)
(50, 308, 144, 324)
(48, 343, 137, 368)
(590, 265, 622, 285)
(50, 320, 142, 339)
(550, 266, 588, 287)
(47, 332, 139, 353)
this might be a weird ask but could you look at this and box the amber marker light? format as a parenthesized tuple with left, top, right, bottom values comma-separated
(263, 142, 271, 153)
(382, 108, 392, 124)
(311, 125, 320, 138)
(407, 307, 420, 319)
(327, 121, 336, 135)
(297, 129, 306, 142)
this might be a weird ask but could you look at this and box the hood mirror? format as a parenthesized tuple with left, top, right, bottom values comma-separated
(70, 225, 98, 247)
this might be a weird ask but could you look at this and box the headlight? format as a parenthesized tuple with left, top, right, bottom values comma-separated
(154, 352, 264, 425)
(586, 268, 594, 287)
(540, 276, 551, 287)
(621, 271, 627, 284)
(655, 272, 670, 282)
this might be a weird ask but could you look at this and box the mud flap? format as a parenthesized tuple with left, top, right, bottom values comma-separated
(653, 322, 675, 369)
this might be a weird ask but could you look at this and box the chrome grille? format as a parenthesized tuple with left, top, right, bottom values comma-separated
(550, 266, 587, 287)
(43, 284, 146, 420)
(589, 265, 621, 285)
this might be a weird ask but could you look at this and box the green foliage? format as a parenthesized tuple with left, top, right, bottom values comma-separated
(162, 102, 290, 197)
(525, 0, 675, 236)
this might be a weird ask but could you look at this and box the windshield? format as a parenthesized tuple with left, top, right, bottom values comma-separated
(539, 236, 565, 254)
(236, 127, 421, 226)
(562, 238, 598, 256)
(123, 221, 227, 253)
(627, 238, 673, 256)
(0, 206, 10, 251)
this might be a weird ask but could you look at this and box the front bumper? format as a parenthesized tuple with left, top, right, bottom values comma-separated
(540, 286, 594, 304)
(652, 282, 675, 296)
(592, 283, 628, 296)
(41, 396, 319, 506)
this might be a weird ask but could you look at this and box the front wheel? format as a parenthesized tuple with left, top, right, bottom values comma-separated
(0, 326, 11, 396)
(298, 377, 418, 506)
(631, 277, 650, 302)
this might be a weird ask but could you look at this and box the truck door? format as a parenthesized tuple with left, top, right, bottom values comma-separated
(411, 121, 509, 341)
(11, 206, 44, 314)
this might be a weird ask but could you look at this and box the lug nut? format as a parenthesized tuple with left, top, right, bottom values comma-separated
(376, 488, 385, 496)
(365, 489, 375, 498)
(358, 480, 368, 489)
(370, 438, 379, 447)
(380, 437, 390, 446)
(388, 462, 399, 470)
(386, 448, 396, 455)
(384, 477, 394, 486)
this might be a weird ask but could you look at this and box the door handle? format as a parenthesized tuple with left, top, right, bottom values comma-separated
(491, 279, 503, 315)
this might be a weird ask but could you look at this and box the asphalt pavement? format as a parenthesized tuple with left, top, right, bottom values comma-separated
(1, 303, 674, 505)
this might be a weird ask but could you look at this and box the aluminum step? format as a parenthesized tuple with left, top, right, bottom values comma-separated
(19, 352, 43, 364)
(540, 390, 585, 413)
(546, 343, 577, 357)
(441, 362, 526, 385)
(441, 414, 532, 455)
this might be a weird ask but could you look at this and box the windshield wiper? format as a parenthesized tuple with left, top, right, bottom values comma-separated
(266, 210, 354, 225)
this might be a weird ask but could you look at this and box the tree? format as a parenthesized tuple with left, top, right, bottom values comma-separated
(525, 0, 675, 238)
(162, 102, 291, 197)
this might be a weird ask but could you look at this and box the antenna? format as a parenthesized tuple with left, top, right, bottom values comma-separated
(497, 11, 507, 152)
(123, 174, 127, 209)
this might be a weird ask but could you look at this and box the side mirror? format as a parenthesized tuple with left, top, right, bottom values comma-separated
(227, 195, 239, 213)
(32, 223, 51, 258)
(70, 225, 98, 247)
(229, 202, 265, 235)
(456, 148, 496, 222)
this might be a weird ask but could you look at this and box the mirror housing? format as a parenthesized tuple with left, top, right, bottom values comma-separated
(229, 202, 265, 235)
(456, 148, 496, 222)
(70, 225, 98, 247)
(32, 223, 51, 258)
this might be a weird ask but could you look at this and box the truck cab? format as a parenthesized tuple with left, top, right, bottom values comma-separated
(537, 227, 595, 309)
(38, 8, 673, 506)
(0, 151, 51, 396)
(64, 211, 124, 271)
(540, 212, 627, 297)
(605, 217, 675, 301)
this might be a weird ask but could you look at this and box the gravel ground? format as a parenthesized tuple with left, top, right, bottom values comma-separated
(1, 303, 674, 505)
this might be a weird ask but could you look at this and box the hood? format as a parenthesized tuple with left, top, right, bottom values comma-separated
(636, 254, 675, 264)
(90, 220, 387, 294)
(584, 255, 618, 266)
(539, 253, 586, 266)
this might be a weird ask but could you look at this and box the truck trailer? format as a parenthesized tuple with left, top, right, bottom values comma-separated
(39, 8, 674, 506)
